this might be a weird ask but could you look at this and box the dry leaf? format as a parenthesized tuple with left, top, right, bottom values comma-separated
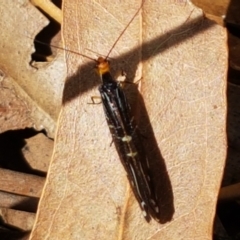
(23, 133, 53, 173)
(30, 0, 227, 239)
(0, 207, 35, 231)
(0, 191, 38, 212)
(0, 0, 65, 136)
(0, 168, 44, 198)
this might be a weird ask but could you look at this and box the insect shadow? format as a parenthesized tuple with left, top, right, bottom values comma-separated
(62, 15, 215, 223)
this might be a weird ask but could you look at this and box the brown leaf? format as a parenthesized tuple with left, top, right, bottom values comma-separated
(0, 207, 35, 231)
(24, 133, 53, 173)
(191, 0, 228, 25)
(0, 0, 65, 136)
(30, 0, 227, 239)
(0, 168, 44, 198)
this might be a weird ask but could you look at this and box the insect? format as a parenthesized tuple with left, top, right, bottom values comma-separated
(91, 1, 160, 222)
(32, 0, 160, 222)
(95, 56, 160, 222)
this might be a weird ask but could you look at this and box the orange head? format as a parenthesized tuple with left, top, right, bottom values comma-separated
(96, 57, 110, 76)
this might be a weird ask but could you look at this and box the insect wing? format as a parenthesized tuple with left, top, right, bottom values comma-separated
(99, 82, 159, 221)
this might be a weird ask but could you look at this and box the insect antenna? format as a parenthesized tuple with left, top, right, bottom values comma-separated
(28, 0, 144, 64)
(105, 0, 145, 60)
(25, 36, 97, 62)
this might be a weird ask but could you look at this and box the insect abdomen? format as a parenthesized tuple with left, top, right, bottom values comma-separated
(99, 80, 160, 222)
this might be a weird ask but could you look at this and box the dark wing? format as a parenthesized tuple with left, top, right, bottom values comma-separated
(99, 82, 160, 222)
